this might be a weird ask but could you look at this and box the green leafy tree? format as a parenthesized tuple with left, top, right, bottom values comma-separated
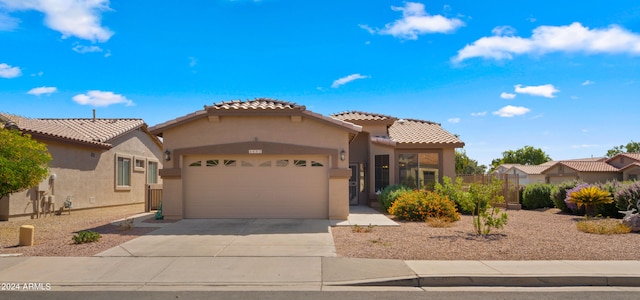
(605, 140, 640, 157)
(461, 179, 508, 236)
(0, 128, 52, 199)
(490, 145, 551, 171)
(455, 150, 487, 174)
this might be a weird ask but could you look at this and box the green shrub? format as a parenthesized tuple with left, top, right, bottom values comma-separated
(466, 180, 508, 235)
(72, 230, 102, 244)
(550, 180, 582, 213)
(522, 183, 554, 209)
(379, 184, 411, 211)
(388, 190, 459, 222)
(567, 186, 614, 217)
(434, 176, 474, 215)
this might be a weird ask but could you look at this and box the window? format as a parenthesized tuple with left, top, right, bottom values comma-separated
(116, 155, 132, 189)
(134, 158, 145, 172)
(189, 161, 202, 167)
(276, 159, 289, 167)
(294, 160, 307, 167)
(311, 161, 323, 167)
(148, 161, 158, 184)
(224, 159, 237, 167)
(375, 155, 390, 192)
(259, 161, 272, 167)
(206, 160, 219, 167)
(398, 153, 439, 190)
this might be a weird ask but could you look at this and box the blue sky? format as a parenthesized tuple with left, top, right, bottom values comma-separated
(1, 0, 639, 167)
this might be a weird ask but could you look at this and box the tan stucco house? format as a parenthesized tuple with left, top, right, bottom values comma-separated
(149, 99, 464, 220)
(503, 165, 548, 185)
(542, 160, 622, 184)
(606, 153, 640, 181)
(330, 111, 464, 206)
(0, 113, 163, 221)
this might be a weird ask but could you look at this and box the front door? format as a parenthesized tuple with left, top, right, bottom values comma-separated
(349, 163, 359, 205)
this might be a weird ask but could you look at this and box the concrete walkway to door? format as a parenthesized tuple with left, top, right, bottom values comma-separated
(96, 218, 336, 257)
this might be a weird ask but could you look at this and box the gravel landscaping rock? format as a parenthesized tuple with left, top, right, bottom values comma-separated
(332, 209, 640, 260)
(0, 204, 156, 257)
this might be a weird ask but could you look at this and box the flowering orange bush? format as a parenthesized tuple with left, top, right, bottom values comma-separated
(388, 190, 460, 222)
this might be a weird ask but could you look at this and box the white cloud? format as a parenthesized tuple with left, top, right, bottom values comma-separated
(447, 118, 460, 123)
(581, 80, 594, 86)
(27, 86, 57, 95)
(72, 44, 103, 54)
(500, 92, 516, 99)
(471, 111, 487, 117)
(0, 11, 19, 30)
(491, 25, 516, 36)
(0, 0, 114, 42)
(514, 84, 559, 98)
(571, 144, 598, 149)
(331, 73, 369, 88)
(0, 62, 21, 78)
(453, 22, 640, 62)
(72, 90, 134, 107)
(362, 2, 464, 40)
(492, 105, 531, 117)
(188, 56, 197, 67)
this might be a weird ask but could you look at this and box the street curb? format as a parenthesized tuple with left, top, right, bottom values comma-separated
(328, 276, 640, 288)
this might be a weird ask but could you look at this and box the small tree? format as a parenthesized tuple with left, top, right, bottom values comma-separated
(463, 180, 508, 235)
(606, 140, 640, 157)
(0, 128, 52, 199)
(455, 150, 487, 174)
(490, 145, 551, 171)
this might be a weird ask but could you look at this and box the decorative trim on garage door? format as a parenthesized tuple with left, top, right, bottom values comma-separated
(160, 140, 342, 179)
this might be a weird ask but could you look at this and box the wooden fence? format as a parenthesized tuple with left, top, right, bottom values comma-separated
(145, 184, 163, 212)
(457, 174, 521, 208)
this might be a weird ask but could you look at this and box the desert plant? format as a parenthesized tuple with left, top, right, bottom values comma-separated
(521, 183, 554, 209)
(564, 183, 590, 214)
(388, 190, 459, 222)
(119, 217, 134, 231)
(567, 186, 614, 217)
(379, 184, 411, 211)
(550, 180, 582, 213)
(576, 218, 631, 234)
(614, 181, 640, 212)
(72, 230, 102, 244)
(464, 180, 508, 235)
(434, 176, 474, 214)
(352, 224, 375, 233)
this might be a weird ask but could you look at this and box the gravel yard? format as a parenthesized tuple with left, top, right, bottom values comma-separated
(0, 204, 156, 257)
(3, 204, 639, 260)
(332, 208, 640, 260)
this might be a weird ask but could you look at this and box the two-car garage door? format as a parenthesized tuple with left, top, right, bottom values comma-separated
(183, 155, 329, 218)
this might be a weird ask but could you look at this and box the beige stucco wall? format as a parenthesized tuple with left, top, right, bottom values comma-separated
(544, 164, 621, 184)
(578, 172, 621, 184)
(159, 114, 352, 219)
(441, 148, 456, 180)
(623, 165, 640, 180)
(1, 129, 162, 220)
(607, 156, 639, 169)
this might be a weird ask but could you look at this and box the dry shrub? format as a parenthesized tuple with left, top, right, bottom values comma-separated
(576, 218, 631, 235)
(426, 217, 454, 228)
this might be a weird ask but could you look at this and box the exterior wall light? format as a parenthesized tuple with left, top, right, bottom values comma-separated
(340, 149, 345, 161)
(164, 150, 171, 161)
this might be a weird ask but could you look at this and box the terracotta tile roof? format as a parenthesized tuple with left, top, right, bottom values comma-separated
(0, 112, 145, 148)
(620, 162, 640, 171)
(206, 98, 303, 111)
(554, 161, 620, 172)
(371, 136, 396, 147)
(607, 152, 640, 163)
(331, 111, 397, 121)
(388, 119, 463, 145)
(510, 165, 549, 175)
(563, 157, 608, 162)
(149, 99, 361, 135)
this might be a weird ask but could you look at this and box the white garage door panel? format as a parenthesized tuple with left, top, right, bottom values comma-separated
(184, 155, 328, 218)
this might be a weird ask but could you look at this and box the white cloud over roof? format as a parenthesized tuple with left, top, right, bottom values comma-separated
(27, 86, 57, 95)
(453, 22, 640, 62)
(361, 2, 464, 40)
(493, 105, 531, 117)
(331, 73, 369, 88)
(514, 84, 559, 98)
(72, 90, 134, 107)
(0, 0, 114, 42)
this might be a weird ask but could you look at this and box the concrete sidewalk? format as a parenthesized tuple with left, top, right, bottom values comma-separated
(0, 257, 638, 291)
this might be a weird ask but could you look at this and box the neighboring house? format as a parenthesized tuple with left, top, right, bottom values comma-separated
(606, 153, 640, 181)
(542, 161, 621, 184)
(330, 111, 464, 206)
(0, 113, 163, 221)
(504, 165, 548, 185)
(491, 164, 518, 175)
(148, 99, 464, 220)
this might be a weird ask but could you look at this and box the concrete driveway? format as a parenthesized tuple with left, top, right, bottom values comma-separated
(96, 218, 336, 257)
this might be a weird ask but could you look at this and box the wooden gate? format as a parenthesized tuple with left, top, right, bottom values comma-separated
(145, 184, 163, 212)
